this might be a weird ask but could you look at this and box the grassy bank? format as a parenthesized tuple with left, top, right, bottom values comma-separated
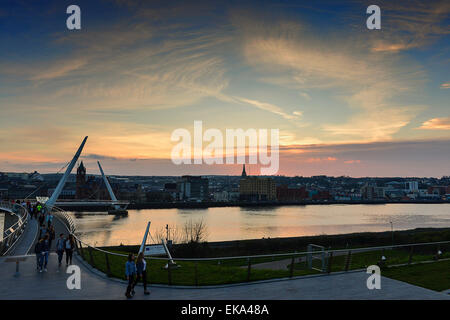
(103, 227, 450, 258)
(383, 260, 450, 292)
(81, 249, 319, 286)
(77, 228, 450, 287)
(78, 242, 449, 287)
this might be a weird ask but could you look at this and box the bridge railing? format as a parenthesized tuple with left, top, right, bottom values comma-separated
(0, 201, 29, 255)
(52, 208, 450, 286)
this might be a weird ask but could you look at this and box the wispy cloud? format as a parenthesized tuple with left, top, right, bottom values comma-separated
(305, 157, 337, 163)
(232, 11, 426, 142)
(440, 82, 450, 89)
(234, 97, 300, 120)
(344, 160, 361, 164)
(419, 117, 450, 130)
(29, 59, 87, 81)
(368, 0, 450, 52)
(1, 19, 233, 112)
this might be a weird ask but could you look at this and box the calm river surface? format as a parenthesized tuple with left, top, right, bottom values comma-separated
(69, 204, 450, 247)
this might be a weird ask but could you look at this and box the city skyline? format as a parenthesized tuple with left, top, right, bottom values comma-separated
(0, 0, 449, 177)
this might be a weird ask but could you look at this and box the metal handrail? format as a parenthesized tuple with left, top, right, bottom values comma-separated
(0, 201, 29, 255)
(1, 201, 28, 238)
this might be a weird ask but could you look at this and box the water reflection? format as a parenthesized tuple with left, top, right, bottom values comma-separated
(69, 203, 450, 247)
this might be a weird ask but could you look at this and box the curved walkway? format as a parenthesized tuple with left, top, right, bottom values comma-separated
(8, 217, 38, 256)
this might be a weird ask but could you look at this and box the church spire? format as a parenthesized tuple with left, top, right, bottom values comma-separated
(241, 164, 247, 177)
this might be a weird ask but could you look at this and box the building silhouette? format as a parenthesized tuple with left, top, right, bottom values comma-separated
(239, 165, 276, 201)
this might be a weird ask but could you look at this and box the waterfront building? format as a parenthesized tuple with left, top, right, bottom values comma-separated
(164, 183, 178, 199)
(427, 186, 447, 195)
(241, 164, 247, 177)
(177, 175, 209, 201)
(75, 161, 109, 200)
(360, 183, 385, 200)
(239, 166, 276, 201)
(276, 185, 308, 201)
(75, 161, 87, 199)
(406, 181, 419, 193)
(214, 190, 230, 202)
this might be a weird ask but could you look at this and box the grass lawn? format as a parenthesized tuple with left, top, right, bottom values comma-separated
(78, 244, 449, 287)
(383, 259, 450, 292)
(291, 248, 450, 273)
(81, 248, 319, 286)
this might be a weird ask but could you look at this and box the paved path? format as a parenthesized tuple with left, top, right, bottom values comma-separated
(0, 251, 448, 300)
(6, 212, 69, 256)
(9, 216, 38, 256)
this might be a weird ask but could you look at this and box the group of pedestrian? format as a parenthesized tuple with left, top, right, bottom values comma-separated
(29, 200, 75, 272)
(27, 201, 44, 220)
(12, 200, 152, 297)
(34, 233, 75, 272)
(125, 252, 150, 298)
(56, 233, 75, 267)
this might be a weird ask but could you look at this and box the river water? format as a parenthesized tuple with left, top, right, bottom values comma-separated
(69, 203, 450, 247)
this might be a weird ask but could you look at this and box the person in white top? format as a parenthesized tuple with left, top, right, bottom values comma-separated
(135, 252, 150, 295)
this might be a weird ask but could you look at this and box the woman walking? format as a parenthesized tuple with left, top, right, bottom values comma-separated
(125, 253, 137, 299)
(65, 234, 75, 265)
(136, 252, 150, 295)
(55, 233, 65, 268)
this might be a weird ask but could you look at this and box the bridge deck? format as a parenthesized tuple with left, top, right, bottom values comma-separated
(8, 217, 38, 256)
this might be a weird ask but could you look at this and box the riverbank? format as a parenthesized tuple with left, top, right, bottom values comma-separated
(101, 227, 450, 258)
(58, 199, 450, 211)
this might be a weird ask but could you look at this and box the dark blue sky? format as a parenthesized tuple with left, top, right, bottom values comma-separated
(0, 0, 449, 176)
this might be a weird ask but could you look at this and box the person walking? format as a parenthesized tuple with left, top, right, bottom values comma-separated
(56, 233, 65, 268)
(125, 253, 137, 299)
(65, 234, 74, 265)
(34, 238, 44, 272)
(48, 225, 56, 249)
(38, 213, 45, 227)
(39, 224, 47, 240)
(42, 234, 50, 272)
(135, 252, 150, 295)
(46, 212, 54, 228)
(33, 203, 38, 219)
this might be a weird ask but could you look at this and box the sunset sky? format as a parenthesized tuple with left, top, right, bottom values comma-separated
(0, 0, 449, 177)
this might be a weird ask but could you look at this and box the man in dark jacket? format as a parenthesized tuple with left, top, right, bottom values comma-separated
(34, 239, 44, 272)
(42, 235, 50, 272)
(38, 213, 45, 227)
